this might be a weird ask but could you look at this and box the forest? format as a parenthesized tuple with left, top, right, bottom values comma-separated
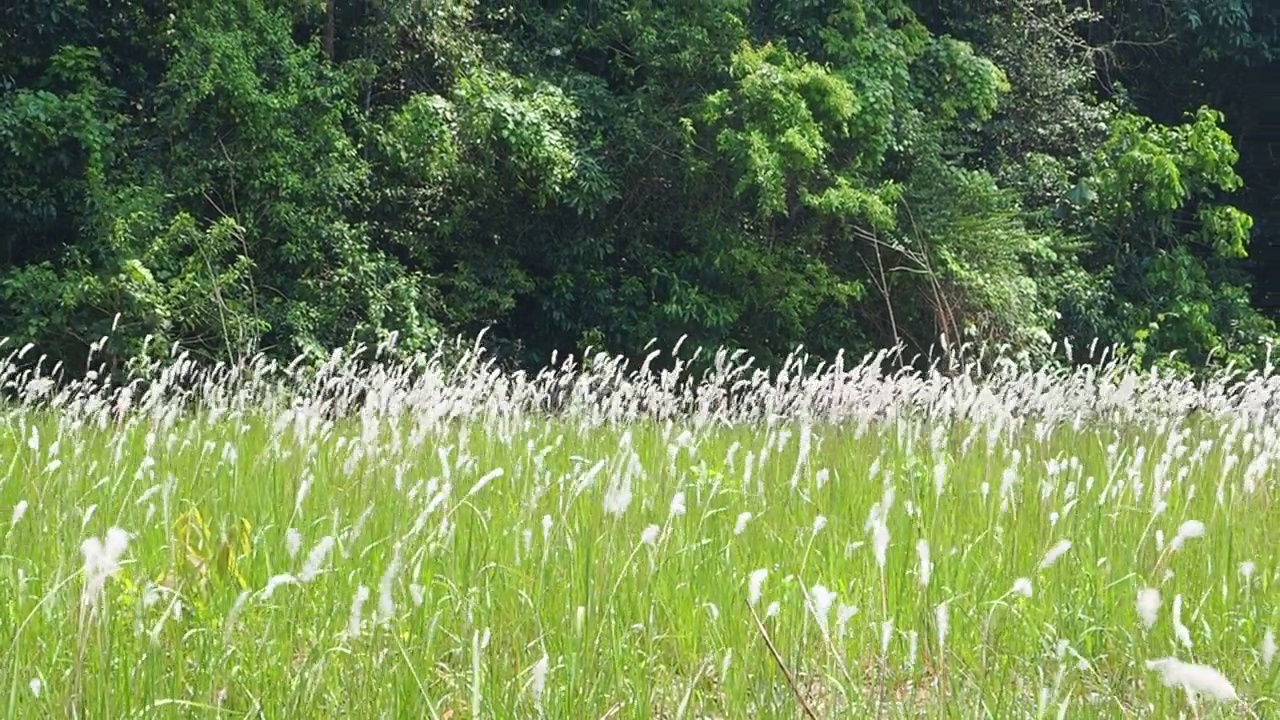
(3, 0, 1280, 373)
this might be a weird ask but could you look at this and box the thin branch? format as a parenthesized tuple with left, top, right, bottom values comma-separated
(745, 597, 819, 720)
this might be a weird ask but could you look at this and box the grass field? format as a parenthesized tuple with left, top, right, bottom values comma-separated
(0, 338, 1276, 718)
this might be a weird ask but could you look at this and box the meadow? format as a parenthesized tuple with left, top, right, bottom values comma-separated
(0, 336, 1276, 718)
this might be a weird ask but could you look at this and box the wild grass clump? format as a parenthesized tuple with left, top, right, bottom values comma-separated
(0, 335, 1276, 718)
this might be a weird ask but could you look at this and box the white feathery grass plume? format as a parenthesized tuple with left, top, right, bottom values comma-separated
(908, 630, 919, 670)
(294, 472, 312, 516)
(377, 543, 405, 625)
(285, 528, 302, 559)
(28, 679, 40, 699)
(602, 471, 633, 517)
(916, 539, 931, 587)
(880, 619, 894, 654)
(864, 485, 895, 570)
(836, 604, 858, 640)
(733, 512, 752, 536)
(262, 574, 297, 600)
(1137, 588, 1161, 629)
(1144, 657, 1237, 702)
(471, 628, 486, 719)
(465, 467, 504, 499)
(1172, 594, 1192, 650)
(766, 601, 780, 619)
(668, 490, 686, 520)
(223, 590, 251, 644)
(81, 504, 97, 532)
(529, 653, 549, 713)
(936, 602, 950, 659)
(1012, 577, 1033, 598)
(640, 524, 661, 546)
(811, 515, 827, 536)
(1169, 520, 1205, 551)
(1263, 628, 1276, 669)
(786, 423, 811, 489)
(704, 602, 720, 622)
(1038, 539, 1072, 571)
(80, 527, 129, 609)
(542, 514, 553, 540)
(806, 584, 836, 638)
(11, 500, 27, 528)
(346, 585, 371, 639)
(747, 568, 768, 607)
(871, 523, 890, 570)
(298, 536, 336, 582)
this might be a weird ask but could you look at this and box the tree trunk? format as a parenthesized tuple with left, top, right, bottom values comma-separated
(324, 0, 335, 60)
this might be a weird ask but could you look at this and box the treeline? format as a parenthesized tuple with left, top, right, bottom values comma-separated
(3, 0, 1279, 373)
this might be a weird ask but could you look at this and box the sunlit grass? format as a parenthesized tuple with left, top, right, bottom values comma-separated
(0, 339, 1276, 718)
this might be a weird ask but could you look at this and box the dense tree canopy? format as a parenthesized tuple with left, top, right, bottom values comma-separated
(2, 0, 1278, 373)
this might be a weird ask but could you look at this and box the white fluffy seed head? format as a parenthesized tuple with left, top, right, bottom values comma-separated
(104, 527, 128, 561)
(733, 512, 752, 536)
(299, 536, 335, 582)
(346, 585, 371, 639)
(1176, 520, 1206, 538)
(465, 467, 503, 498)
(806, 585, 836, 636)
(223, 590, 251, 644)
(668, 491, 686, 519)
(1169, 520, 1206, 551)
(1145, 657, 1237, 702)
(377, 544, 404, 624)
(871, 523, 889, 571)
(11, 500, 28, 527)
(262, 573, 298, 600)
(747, 568, 768, 607)
(936, 602, 949, 656)
(80, 527, 129, 608)
(530, 653, 549, 708)
(836, 604, 857, 637)
(640, 524, 661, 546)
(1263, 628, 1276, 669)
(1136, 588, 1161, 629)
(1038, 539, 1072, 571)
(1172, 594, 1193, 650)
(285, 528, 302, 559)
(1012, 577, 1033, 598)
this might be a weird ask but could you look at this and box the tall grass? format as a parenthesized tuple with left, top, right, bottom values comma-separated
(0, 336, 1276, 718)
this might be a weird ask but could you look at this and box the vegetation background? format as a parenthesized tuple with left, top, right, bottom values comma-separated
(4, 0, 1280, 372)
